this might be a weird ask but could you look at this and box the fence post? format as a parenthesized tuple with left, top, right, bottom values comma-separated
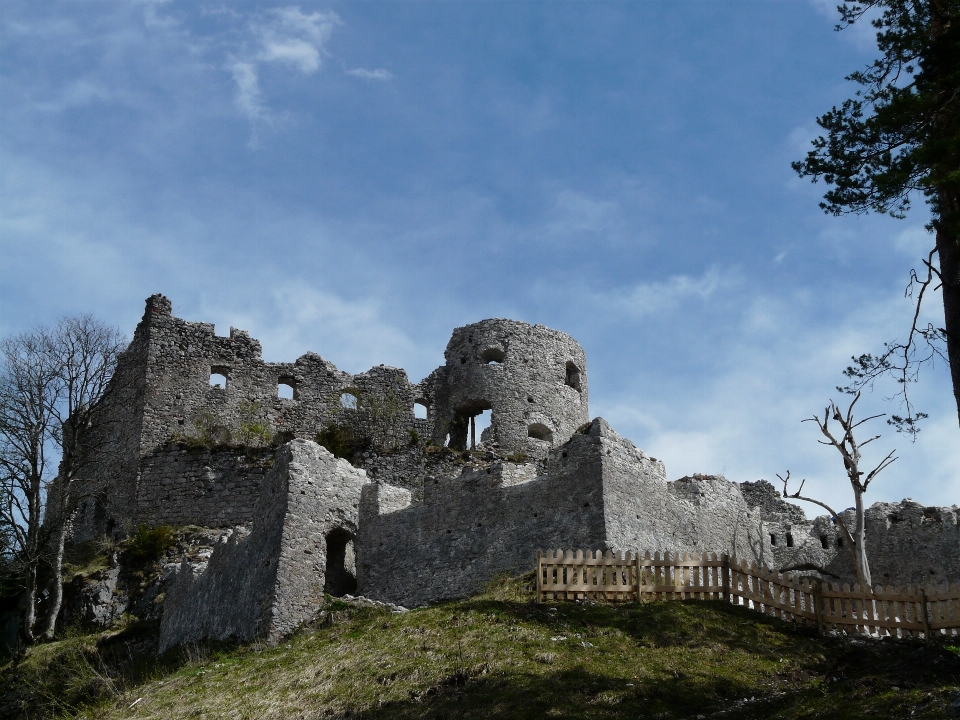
(920, 589, 931, 641)
(636, 553, 642, 602)
(813, 580, 824, 635)
(536, 550, 543, 603)
(722, 553, 730, 603)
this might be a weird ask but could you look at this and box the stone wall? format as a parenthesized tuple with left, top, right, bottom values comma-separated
(355, 418, 770, 608)
(743, 480, 960, 588)
(133, 446, 273, 529)
(159, 440, 369, 650)
(69, 295, 427, 539)
(596, 423, 771, 565)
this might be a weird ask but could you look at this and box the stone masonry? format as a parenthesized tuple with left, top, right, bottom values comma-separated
(58, 296, 957, 649)
(159, 440, 367, 650)
(355, 419, 771, 607)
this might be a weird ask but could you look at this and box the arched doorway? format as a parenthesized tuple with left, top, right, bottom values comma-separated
(323, 528, 357, 596)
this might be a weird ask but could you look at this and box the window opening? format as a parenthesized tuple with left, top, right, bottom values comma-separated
(820, 535, 829, 549)
(786, 533, 794, 548)
(209, 367, 229, 389)
(448, 402, 491, 451)
(770, 534, 777, 546)
(473, 409, 492, 447)
(837, 537, 843, 548)
(481, 348, 505, 364)
(340, 391, 358, 410)
(564, 361, 582, 392)
(527, 423, 553, 442)
(323, 528, 356, 597)
(278, 377, 296, 400)
(414, 401, 429, 420)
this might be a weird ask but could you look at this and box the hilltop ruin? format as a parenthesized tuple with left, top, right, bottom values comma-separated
(53, 295, 959, 650)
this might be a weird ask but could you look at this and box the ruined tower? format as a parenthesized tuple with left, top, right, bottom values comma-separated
(417, 319, 589, 453)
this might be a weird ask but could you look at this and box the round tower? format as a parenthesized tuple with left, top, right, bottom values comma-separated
(426, 319, 588, 454)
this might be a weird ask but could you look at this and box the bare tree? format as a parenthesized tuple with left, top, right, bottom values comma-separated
(778, 392, 897, 589)
(0, 316, 125, 644)
(0, 331, 62, 645)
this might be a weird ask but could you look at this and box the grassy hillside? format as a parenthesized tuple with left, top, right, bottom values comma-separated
(2, 575, 959, 719)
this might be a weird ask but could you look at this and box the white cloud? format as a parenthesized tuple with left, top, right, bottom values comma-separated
(594, 280, 957, 512)
(605, 267, 739, 320)
(228, 60, 264, 122)
(346, 68, 394, 81)
(254, 8, 339, 74)
(200, 282, 419, 374)
(223, 8, 341, 132)
(807, 0, 881, 50)
(893, 225, 935, 258)
(787, 123, 819, 156)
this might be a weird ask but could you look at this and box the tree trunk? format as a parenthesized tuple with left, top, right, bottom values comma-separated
(937, 189, 960, 429)
(19, 467, 43, 645)
(853, 488, 871, 590)
(19, 563, 36, 645)
(38, 515, 69, 641)
(38, 471, 73, 642)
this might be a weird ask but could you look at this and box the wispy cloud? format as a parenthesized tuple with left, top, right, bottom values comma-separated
(255, 7, 339, 74)
(222, 7, 341, 137)
(604, 267, 739, 320)
(346, 67, 394, 81)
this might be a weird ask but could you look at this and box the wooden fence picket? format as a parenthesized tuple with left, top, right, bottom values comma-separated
(536, 548, 959, 638)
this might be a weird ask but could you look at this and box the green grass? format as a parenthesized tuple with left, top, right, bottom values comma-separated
(2, 575, 958, 719)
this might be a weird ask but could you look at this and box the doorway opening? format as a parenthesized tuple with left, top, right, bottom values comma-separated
(323, 528, 357, 596)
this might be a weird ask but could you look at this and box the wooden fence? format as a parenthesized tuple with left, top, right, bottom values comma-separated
(537, 549, 960, 639)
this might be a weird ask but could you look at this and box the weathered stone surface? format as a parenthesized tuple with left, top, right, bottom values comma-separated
(356, 419, 771, 607)
(749, 485, 960, 587)
(158, 440, 367, 650)
(417, 319, 589, 456)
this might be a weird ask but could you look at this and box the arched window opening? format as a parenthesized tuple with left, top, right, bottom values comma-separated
(481, 348, 505, 364)
(340, 391, 358, 410)
(770, 534, 777, 546)
(820, 535, 830, 549)
(528, 423, 553, 442)
(564, 361, 582, 392)
(323, 528, 356, 597)
(209, 366, 229, 389)
(414, 400, 429, 420)
(278, 377, 296, 400)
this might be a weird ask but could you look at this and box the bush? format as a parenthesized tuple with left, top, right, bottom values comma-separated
(316, 424, 359, 459)
(126, 525, 176, 565)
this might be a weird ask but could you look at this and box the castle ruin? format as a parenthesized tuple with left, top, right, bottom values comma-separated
(57, 295, 959, 651)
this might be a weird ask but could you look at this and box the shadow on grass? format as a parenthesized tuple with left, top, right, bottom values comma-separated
(462, 595, 821, 654)
(347, 664, 761, 720)
(0, 619, 243, 719)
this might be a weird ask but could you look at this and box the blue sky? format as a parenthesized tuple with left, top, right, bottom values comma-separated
(1, 0, 955, 512)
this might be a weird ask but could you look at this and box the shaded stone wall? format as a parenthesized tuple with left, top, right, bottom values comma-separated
(63, 301, 152, 541)
(133, 447, 273, 529)
(159, 440, 368, 650)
